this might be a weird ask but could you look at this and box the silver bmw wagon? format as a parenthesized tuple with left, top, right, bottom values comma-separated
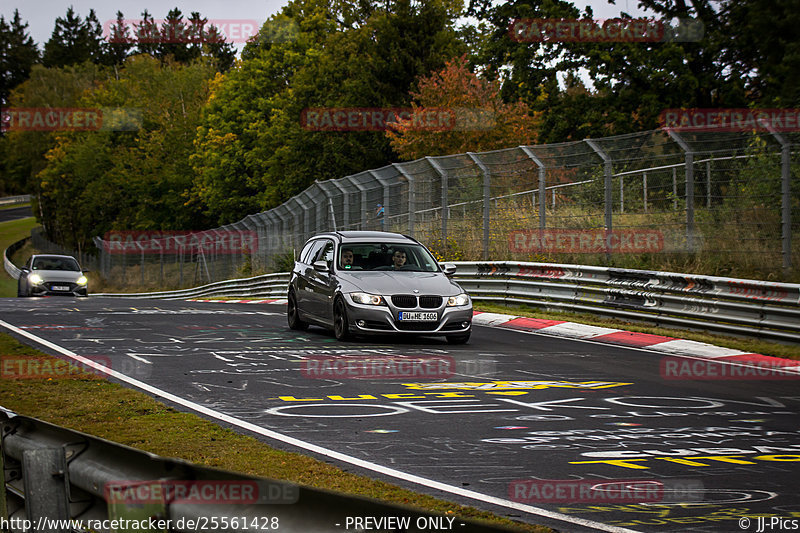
(287, 231, 472, 343)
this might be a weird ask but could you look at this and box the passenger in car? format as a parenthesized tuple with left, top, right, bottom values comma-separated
(391, 249, 407, 269)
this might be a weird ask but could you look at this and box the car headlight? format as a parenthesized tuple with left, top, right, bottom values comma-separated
(350, 292, 385, 306)
(77, 275, 88, 285)
(29, 274, 43, 285)
(447, 293, 470, 307)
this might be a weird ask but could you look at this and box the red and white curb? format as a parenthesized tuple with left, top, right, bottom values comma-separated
(184, 299, 799, 373)
(472, 311, 800, 375)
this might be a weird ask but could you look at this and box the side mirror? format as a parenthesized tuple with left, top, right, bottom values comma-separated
(82, 269, 91, 273)
(312, 260, 329, 273)
(21, 267, 30, 273)
(441, 263, 457, 277)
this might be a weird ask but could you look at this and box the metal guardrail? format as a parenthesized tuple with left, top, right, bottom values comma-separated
(453, 261, 800, 344)
(0, 195, 31, 207)
(0, 410, 510, 533)
(92, 272, 290, 300)
(87, 261, 800, 343)
(3, 237, 28, 281)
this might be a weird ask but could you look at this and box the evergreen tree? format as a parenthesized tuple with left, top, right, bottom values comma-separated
(42, 7, 106, 67)
(0, 9, 40, 105)
(106, 11, 134, 66)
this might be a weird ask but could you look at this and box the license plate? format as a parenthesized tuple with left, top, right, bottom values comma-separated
(52, 286, 70, 291)
(398, 312, 437, 322)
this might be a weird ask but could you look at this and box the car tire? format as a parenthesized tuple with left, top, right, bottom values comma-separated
(287, 290, 308, 331)
(17, 281, 28, 297)
(447, 331, 471, 344)
(333, 297, 351, 341)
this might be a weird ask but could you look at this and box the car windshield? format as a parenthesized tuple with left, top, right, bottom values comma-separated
(32, 257, 81, 271)
(339, 243, 439, 272)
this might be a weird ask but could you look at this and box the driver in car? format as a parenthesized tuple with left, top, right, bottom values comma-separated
(341, 248, 355, 269)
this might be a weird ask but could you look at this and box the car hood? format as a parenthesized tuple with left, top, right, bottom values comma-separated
(339, 271, 463, 296)
(32, 269, 82, 282)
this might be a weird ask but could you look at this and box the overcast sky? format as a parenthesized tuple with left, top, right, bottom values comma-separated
(3, 0, 652, 51)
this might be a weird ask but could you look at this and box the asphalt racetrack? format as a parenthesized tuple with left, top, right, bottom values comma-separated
(1, 296, 798, 532)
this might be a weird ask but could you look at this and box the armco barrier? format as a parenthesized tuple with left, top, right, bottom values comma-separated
(0, 410, 513, 533)
(90, 261, 800, 343)
(453, 262, 800, 343)
(92, 272, 290, 300)
(3, 237, 28, 281)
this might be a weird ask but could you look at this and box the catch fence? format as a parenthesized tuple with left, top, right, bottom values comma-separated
(87, 127, 799, 289)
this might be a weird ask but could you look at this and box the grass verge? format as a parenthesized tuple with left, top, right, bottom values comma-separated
(474, 302, 800, 361)
(0, 333, 548, 533)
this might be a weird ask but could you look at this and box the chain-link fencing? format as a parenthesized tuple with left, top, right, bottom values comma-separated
(83, 128, 798, 289)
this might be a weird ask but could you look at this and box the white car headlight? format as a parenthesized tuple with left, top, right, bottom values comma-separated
(447, 293, 470, 307)
(350, 292, 385, 306)
(29, 274, 43, 285)
(77, 275, 88, 285)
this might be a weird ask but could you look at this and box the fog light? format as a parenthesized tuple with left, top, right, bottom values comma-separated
(462, 322, 471, 328)
(357, 320, 366, 328)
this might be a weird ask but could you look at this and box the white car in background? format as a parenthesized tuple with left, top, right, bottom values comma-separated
(17, 254, 89, 297)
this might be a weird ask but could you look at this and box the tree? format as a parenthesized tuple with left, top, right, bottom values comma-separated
(387, 55, 540, 159)
(42, 7, 106, 67)
(106, 11, 134, 66)
(34, 56, 217, 250)
(0, 9, 40, 106)
(191, 0, 466, 223)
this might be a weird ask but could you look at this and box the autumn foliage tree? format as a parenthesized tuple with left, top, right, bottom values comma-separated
(386, 55, 540, 160)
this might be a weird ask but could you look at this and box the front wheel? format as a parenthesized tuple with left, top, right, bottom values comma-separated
(17, 280, 28, 297)
(287, 291, 308, 331)
(333, 298, 351, 341)
(447, 331, 471, 344)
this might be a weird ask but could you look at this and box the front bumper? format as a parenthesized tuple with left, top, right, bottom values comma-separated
(343, 298, 472, 336)
(29, 281, 88, 297)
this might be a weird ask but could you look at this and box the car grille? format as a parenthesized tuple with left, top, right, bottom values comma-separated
(391, 295, 443, 309)
(391, 295, 417, 308)
(46, 282, 78, 292)
(419, 296, 442, 308)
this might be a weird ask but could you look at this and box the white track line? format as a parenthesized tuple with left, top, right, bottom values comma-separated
(0, 319, 639, 533)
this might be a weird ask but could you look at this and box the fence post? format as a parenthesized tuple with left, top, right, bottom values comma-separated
(467, 152, 490, 260)
(393, 163, 415, 237)
(585, 139, 613, 260)
(667, 130, 695, 252)
(520, 146, 546, 230)
(369, 170, 393, 232)
(762, 125, 792, 273)
(327, 179, 350, 230)
(643, 172, 648, 213)
(426, 157, 448, 257)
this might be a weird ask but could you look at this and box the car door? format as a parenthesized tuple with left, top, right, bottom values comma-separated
(295, 240, 325, 315)
(306, 239, 336, 321)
